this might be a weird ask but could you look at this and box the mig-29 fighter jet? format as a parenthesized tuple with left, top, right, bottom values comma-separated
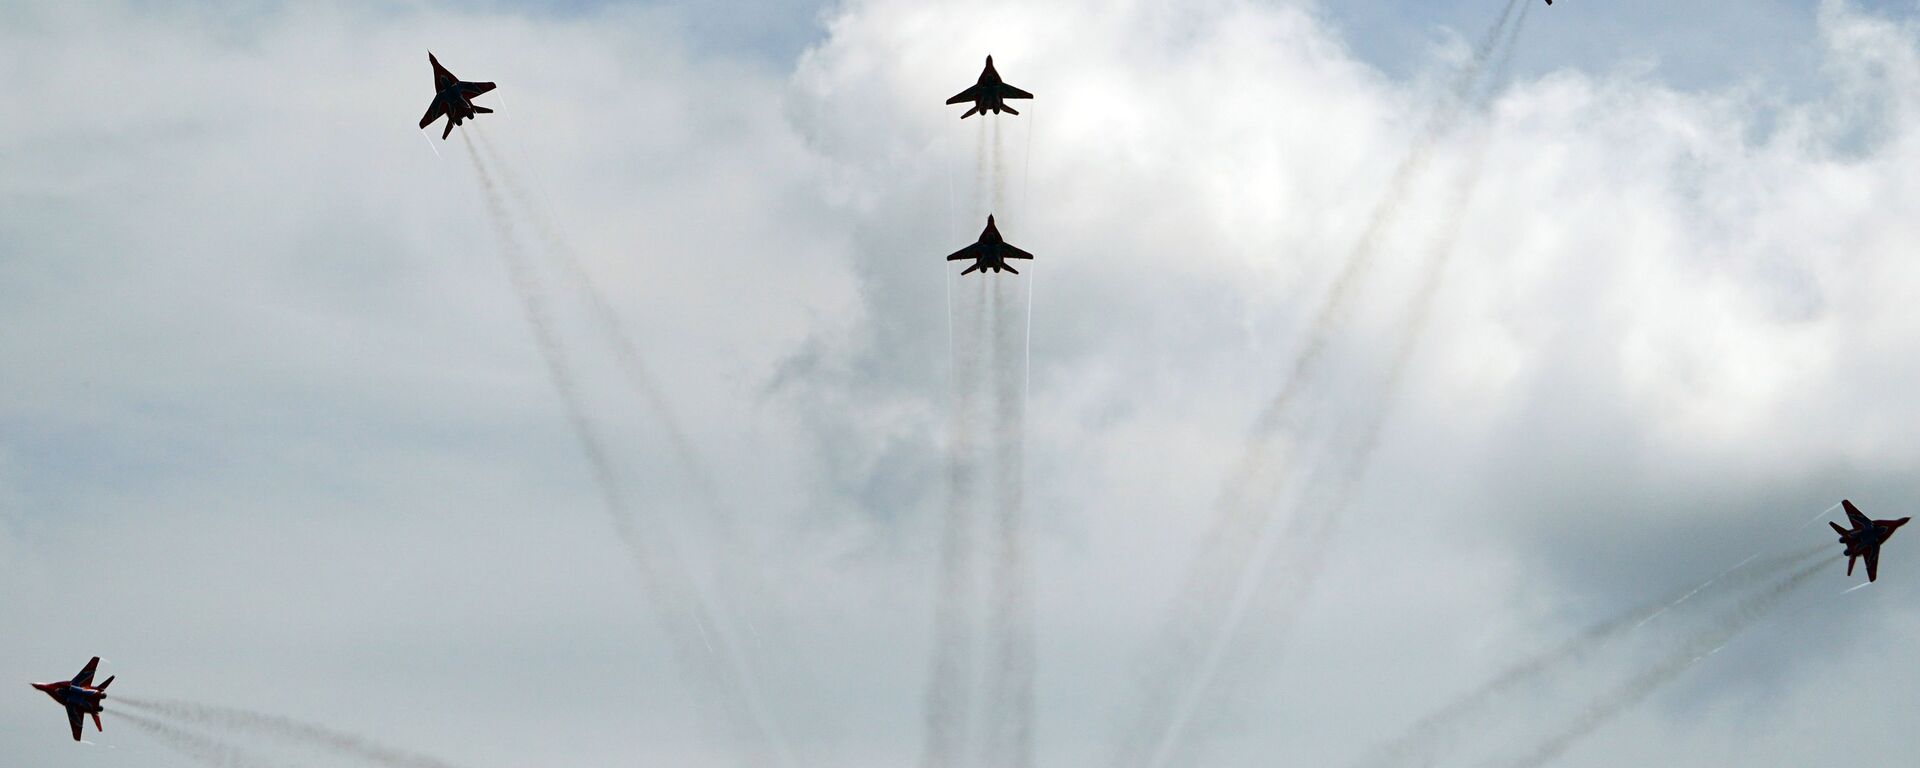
(946, 215, 1033, 275)
(419, 53, 496, 140)
(947, 56, 1033, 118)
(31, 657, 114, 742)
(1831, 499, 1910, 583)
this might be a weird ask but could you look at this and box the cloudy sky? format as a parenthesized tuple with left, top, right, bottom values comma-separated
(5, 1, 1920, 766)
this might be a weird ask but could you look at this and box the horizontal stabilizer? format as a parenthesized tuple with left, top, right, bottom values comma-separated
(1832, 521, 1849, 536)
(1000, 103, 1020, 116)
(96, 676, 113, 692)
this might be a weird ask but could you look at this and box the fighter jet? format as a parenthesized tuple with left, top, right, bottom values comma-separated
(419, 53, 496, 140)
(947, 56, 1033, 118)
(1830, 499, 1910, 582)
(947, 215, 1033, 275)
(31, 657, 114, 742)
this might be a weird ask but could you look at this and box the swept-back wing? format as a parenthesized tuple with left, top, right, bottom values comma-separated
(1005, 243, 1034, 260)
(999, 83, 1034, 100)
(947, 242, 987, 262)
(72, 657, 99, 687)
(1845, 500, 1871, 528)
(946, 84, 983, 105)
(67, 708, 84, 742)
(458, 81, 496, 98)
(419, 100, 447, 130)
(1865, 545, 1881, 582)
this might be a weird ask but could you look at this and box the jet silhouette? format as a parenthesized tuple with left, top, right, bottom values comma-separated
(946, 215, 1033, 275)
(946, 56, 1033, 118)
(419, 53, 496, 140)
(1831, 499, 1909, 582)
(31, 657, 114, 742)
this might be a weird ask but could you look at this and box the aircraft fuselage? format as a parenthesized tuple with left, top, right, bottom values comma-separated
(435, 89, 475, 125)
(32, 683, 103, 714)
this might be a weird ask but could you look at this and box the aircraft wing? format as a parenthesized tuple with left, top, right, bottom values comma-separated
(1004, 243, 1034, 260)
(1865, 544, 1881, 582)
(72, 657, 99, 687)
(946, 84, 983, 105)
(1845, 500, 1871, 529)
(947, 242, 987, 262)
(999, 83, 1034, 100)
(458, 81, 496, 98)
(419, 100, 447, 129)
(67, 707, 84, 742)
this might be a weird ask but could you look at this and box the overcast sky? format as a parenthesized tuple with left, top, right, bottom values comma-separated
(5, 1, 1920, 766)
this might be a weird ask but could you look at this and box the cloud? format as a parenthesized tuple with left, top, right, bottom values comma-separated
(4, 1, 1920, 767)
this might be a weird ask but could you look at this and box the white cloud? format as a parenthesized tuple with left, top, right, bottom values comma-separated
(4, 1, 1920, 766)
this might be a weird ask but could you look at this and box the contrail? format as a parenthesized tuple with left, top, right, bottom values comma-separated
(117, 709, 296, 768)
(118, 697, 459, 768)
(471, 128, 742, 558)
(471, 126, 799, 715)
(462, 137, 793, 766)
(1352, 545, 1826, 768)
(992, 117, 1008, 218)
(1116, 3, 1531, 765)
(981, 276, 1036, 768)
(920, 278, 990, 768)
(975, 118, 990, 219)
(1492, 557, 1837, 768)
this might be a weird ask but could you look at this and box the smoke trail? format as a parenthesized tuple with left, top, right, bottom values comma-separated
(118, 698, 459, 768)
(471, 128, 746, 578)
(463, 138, 791, 766)
(1115, 3, 1531, 765)
(920, 278, 991, 768)
(1492, 557, 1836, 768)
(981, 276, 1036, 768)
(1352, 544, 1826, 768)
(117, 709, 296, 768)
(975, 118, 990, 219)
(470, 129, 803, 753)
(991, 118, 1008, 218)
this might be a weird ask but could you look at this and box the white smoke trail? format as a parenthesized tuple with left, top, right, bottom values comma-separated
(1491, 557, 1837, 768)
(1352, 545, 1826, 768)
(1115, 2, 1531, 765)
(470, 128, 742, 553)
(118, 698, 457, 768)
(470, 128, 801, 750)
(920, 278, 991, 768)
(992, 118, 1008, 218)
(462, 137, 792, 766)
(975, 118, 989, 219)
(117, 709, 297, 768)
(981, 276, 1036, 768)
